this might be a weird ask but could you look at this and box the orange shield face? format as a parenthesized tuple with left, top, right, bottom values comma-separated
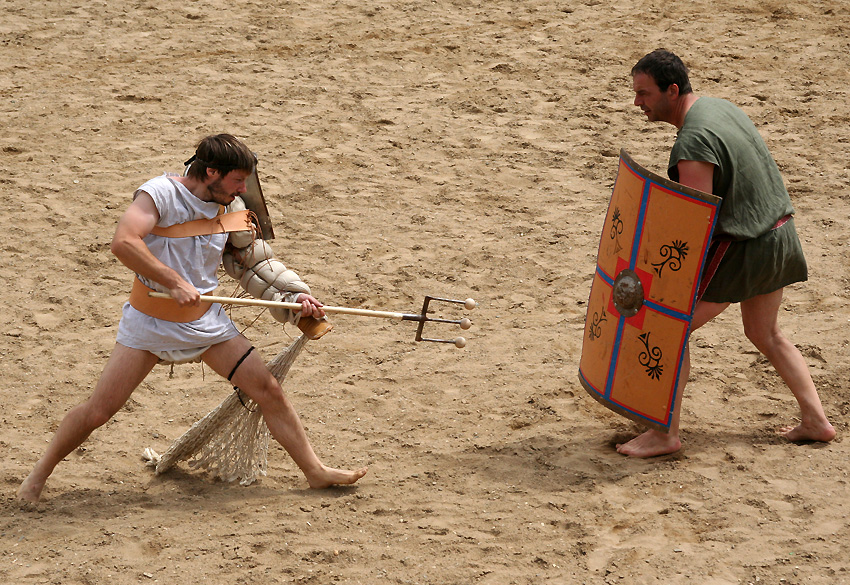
(578, 150, 721, 432)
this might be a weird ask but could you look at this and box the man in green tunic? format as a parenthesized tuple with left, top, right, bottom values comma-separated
(618, 49, 835, 457)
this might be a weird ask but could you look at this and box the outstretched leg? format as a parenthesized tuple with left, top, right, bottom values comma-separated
(740, 289, 835, 443)
(202, 336, 367, 488)
(616, 300, 729, 458)
(18, 344, 159, 502)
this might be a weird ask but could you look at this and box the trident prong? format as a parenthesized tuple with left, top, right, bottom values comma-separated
(402, 296, 477, 348)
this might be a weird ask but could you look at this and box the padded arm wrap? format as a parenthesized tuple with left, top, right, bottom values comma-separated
(222, 238, 311, 324)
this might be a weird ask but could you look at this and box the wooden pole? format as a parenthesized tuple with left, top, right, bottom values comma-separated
(148, 291, 411, 320)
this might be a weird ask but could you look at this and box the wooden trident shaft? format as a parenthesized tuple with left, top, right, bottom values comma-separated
(148, 292, 477, 347)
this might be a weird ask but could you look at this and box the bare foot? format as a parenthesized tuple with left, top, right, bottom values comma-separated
(17, 472, 47, 503)
(616, 429, 681, 458)
(779, 421, 836, 443)
(306, 465, 368, 489)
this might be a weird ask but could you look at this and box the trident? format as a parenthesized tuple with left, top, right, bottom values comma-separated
(148, 292, 477, 348)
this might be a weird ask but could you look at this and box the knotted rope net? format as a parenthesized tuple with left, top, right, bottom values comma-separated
(143, 333, 309, 486)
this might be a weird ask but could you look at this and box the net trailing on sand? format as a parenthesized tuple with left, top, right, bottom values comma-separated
(145, 334, 308, 486)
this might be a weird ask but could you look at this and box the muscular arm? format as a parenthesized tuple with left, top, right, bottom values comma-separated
(676, 159, 715, 194)
(110, 192, 200, 306)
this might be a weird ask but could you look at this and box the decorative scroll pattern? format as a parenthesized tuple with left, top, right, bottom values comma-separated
(637, 332, 663, 380)
(589, 306, 607, 340)
(610, 207, 624, 254)
(652, 239, 689, 277)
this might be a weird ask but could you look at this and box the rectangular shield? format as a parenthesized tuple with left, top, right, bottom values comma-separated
(578, 150, 721, 432)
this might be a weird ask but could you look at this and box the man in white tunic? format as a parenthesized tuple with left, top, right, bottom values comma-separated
(19, 134, 367, 502)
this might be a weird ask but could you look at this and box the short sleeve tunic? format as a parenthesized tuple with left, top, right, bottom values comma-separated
(668, 97, 807, 303)
(115, 175, 240, 352)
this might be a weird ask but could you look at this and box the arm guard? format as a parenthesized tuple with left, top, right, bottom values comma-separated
(221, 218, 311, 325)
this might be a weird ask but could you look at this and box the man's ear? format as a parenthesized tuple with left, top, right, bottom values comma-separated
(668, 83, 681, 99)
(205, 167, 220, 181)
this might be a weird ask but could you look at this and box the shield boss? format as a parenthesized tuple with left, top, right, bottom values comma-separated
(612, 269, 644, 317)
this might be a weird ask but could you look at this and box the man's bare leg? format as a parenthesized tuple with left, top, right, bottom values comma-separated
(740, 290, 835, 443)
(202, 337, 367, 488)
(616, 300, 729, 458)
(18, 344, 159, 502)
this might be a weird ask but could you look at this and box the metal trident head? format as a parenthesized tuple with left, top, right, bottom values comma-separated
(400, 296, 477, 348)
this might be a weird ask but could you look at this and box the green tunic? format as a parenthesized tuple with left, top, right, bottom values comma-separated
(668, 97, 807, 303)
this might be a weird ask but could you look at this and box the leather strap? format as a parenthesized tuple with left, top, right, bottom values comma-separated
(128, 278, 213, 322)
(296, 316, 334, 340)
(150, 209, 254, 238)
(228, 346, 256, 381)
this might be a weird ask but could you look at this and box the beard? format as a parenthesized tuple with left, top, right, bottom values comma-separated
(206, 177, 237, 205)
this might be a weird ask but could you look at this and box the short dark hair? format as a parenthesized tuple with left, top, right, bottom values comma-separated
(631, 49, 692, 94)
(185, 134, 256, 180)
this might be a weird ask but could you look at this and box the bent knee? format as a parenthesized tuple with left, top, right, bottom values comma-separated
(240, 377, 286, 407)
(743, 325, 785, 354)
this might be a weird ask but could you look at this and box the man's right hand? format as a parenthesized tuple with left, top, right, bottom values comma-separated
(168, 281, 201, 307)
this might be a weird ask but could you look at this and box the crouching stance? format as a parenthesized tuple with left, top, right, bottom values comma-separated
(18, 134, 366, 502)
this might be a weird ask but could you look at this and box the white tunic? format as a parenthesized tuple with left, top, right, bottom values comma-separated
(116, 174, 239, 352)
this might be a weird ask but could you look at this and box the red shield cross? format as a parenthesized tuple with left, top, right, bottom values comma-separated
(578, 150, 721, 432)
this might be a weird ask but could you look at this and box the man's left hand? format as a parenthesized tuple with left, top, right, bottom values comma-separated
(295, 294, 326, 318)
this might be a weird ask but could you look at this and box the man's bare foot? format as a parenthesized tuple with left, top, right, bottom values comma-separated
(17, 472, 46, 503)
(779, 421, 836, 443)
(306, 465, 368, 489)
(616, 429, 681, 458)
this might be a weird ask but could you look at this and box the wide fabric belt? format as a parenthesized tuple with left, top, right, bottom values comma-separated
(150, 209, 253, 238)
(128, 278, 214, 322)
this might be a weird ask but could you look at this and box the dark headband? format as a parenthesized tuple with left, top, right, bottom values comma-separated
(183, 154, 208, 167)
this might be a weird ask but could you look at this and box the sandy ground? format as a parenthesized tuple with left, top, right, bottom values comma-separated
(2, 0, 850, 583)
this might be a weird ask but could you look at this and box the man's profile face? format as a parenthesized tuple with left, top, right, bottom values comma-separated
(632, 72, 674, 123)
(206, 169, 250, 205)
